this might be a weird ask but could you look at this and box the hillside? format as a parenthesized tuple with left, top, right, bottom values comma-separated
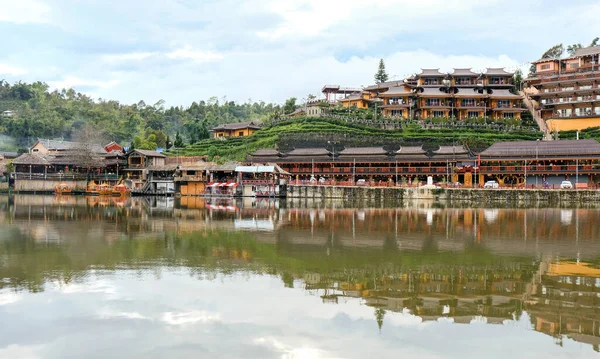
(167, 117, 544, 162)
(0, 81, 282, 150)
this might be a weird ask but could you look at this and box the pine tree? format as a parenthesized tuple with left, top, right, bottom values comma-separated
(174, 131, 184, 148)
(374, 59, 389, 84)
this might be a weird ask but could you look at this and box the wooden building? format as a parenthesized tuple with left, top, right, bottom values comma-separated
(212, 121, 261, 138)
(525, 45, 600, 131)
(478, 139, 600, 187)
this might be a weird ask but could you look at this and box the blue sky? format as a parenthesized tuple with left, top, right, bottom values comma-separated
(1, 0, 599, 106)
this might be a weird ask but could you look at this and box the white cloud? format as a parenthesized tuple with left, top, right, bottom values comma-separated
(102, 52, 155, 63)
(0, 0, 51, 24)
(0, 292, 23, 306)
(161, 311, 221, 325)
(0, 344, 44, 359)
(0, 63, 27, 76)
(48, 76, 120, 91)
(166, 46, 224, 62)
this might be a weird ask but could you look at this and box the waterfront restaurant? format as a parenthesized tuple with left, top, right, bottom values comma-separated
(477, 139, 600, 187)
(248, 145, 473, 185)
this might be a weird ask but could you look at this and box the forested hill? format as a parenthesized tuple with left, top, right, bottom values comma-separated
(0, 80, 285, 150)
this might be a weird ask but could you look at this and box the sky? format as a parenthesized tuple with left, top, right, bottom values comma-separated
(0, 0, 599, 107)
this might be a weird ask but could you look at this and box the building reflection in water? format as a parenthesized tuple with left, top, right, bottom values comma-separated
(1, 194, 600, 350)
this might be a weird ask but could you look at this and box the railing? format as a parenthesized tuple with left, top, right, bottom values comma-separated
(479, 165, 600, 173)
(13, 173, 120, 181)
(549, 112, 600, 119)
(175, 175, 205, 182)
(287, 166, 453, 175)
(242, 179, 276, 185)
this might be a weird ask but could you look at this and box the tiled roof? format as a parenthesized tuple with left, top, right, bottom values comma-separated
(338, 147, 388, 156)
(484, 68, 513, 76)
(395, 146, 426, 155)
(34, 139, 107, 154)
(363, 81, 406, 91)
(287, 148, 331, 156)
(250, 149, 281, 156)
(572, 45, 600, 58)
(417, 69, 446, 77)
(379, 86, 412, 96)
(418, 87, 452, 97)
(130, 149, 166, 158)
(212, 121, 261, 131)
(451, 68, 480, 76)
(454, 88, 488, 97)
(488, 89, 522, 99)
(12, 154, 53, 165)
(433, 145, 470, 155)
(479, 139, 600, 158)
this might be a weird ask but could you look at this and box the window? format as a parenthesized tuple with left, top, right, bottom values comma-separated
(497, 100, 510, 108)
(569, 63, 579, 69)
(540, 64, 551, 70)
(238, 131, 244, 136)
(468, 111, 479, 118)
(32, 148, 39, 152)
(594, 107, 600, 115)
(391, 110, 404, 117)
(462, 99, 476, 107)
(389, 97, 406, 105)
(503, 113, 514, 119)
(456, 77, 472, 85)
(557, 108, 572, 117)
(427, 98, 441, 106)
(424, 79, 439, 85)
(433, 111, 445, 117)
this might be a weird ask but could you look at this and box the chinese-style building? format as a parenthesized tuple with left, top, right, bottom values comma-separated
(524, 45, 600, 131)
(212, 121, 261, 138)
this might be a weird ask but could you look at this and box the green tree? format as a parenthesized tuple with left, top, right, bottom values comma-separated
(591, 37, 599, 47)
(374, 59, 389, 84)
(283, 97, 297, 115)
(567, 43, 582, 56)
(174, 131, 184, 148)
(512, 69, 523, 92)
(375, 308, 386, 332)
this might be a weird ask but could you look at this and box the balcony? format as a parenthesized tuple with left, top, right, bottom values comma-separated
(175, 175, 205, 182)
(550, 111, 600, 119)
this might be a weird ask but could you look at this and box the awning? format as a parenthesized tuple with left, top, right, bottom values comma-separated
(227, 183, 238, 187)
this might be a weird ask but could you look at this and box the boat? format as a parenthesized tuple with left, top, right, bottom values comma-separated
(54, 183, 72, 195)
(112, 183, 130, 197)
(97, 183, 114, 196)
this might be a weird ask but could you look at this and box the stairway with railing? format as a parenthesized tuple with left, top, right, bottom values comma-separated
(520, 90, 552, 140)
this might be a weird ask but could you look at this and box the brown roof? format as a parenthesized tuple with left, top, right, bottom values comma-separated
(130, 149, 166, 158)
(454, 88, 488, 98)
(417, 69, 446, 77)
(250, 149, 281, 156)
(396, 146, 426, 155)
(451, 68, 480, 76)
(12, 154, 52, 165)
(488, 89, 522, 99)
(479, 139, 600, 158)
(148, 165, 178, 172)
(363, 81, 406, 91)
(212, 121, 261, 131)
(33, 139, 107, 154)
(379, 86, 412, 97)
(287, 148, 331, 156)
(339, 147, 388, 156)
(572, 45, 600, 58)
(418, 87, 452, 97)
(433, 145, 470, 156)
(484, 68, 513, 76)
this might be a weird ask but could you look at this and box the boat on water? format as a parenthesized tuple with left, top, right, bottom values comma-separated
(87, 180, 130, 197)
(54, 183, 72, 195)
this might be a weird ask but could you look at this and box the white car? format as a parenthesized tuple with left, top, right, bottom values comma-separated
(483, 180, 499, 189)
(560, 180, 573, 189)
(356, 179, 367, 185)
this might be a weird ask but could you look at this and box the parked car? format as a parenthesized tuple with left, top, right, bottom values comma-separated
(560, 180, 573, 189)
(483, 180, 499, 189)
(356, 179, 367, 186)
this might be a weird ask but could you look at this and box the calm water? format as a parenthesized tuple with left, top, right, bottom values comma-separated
(1, 195, 600, 358)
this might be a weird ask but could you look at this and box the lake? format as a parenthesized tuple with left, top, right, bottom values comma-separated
(1, 195, 600, 358)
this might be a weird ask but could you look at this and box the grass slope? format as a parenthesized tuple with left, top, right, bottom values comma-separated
(166, 117, 543, 162)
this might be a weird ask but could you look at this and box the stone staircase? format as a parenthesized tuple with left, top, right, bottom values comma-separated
(520, 90, 553, 141)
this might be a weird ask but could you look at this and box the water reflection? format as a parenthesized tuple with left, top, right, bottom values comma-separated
(1, 194, 600, 357)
